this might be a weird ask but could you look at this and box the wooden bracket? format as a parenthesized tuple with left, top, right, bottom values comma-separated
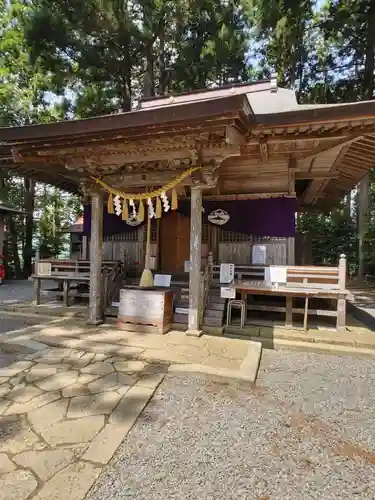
(259, 137, 268, 163)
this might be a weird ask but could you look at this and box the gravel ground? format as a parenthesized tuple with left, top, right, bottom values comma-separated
(88, 349, 375, 500)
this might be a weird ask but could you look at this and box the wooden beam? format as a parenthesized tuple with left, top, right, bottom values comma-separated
(225, 124, 245, 146)
(295, 171, 338, 180)
(301, 179, 325, 204)
(202, 192, 294, 201)
(288, 157, 296, 195)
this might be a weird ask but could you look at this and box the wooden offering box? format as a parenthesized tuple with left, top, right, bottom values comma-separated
(117, 288, 173, 334)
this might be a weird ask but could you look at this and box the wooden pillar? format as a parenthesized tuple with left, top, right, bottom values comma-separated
(287, 237, 295, 265)
(186, 186, 203, 336)
(88, 190, 104, 325)
(82, 235, 88, 260)
(337, 254, 347, 333)
(0, 213, 4, 255)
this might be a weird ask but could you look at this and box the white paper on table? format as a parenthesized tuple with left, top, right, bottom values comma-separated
(153, 274, 171, 287)
(221, 287, 236, 299)
(269, 266, 287, 284)
(252, 245, 267, 265)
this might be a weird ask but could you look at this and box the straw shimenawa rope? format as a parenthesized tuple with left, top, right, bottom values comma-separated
(91, 166, 201, 201)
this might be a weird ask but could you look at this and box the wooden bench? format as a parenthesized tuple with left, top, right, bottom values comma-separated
(226, 256, 347, 332)
(285, 256, 346, 331)
(32, 259, 123, 307)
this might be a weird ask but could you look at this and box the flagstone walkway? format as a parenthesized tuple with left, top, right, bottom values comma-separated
(0, 346, 165, 500)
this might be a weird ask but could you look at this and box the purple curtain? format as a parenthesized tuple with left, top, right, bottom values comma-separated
(178, 197, 296, 237)
(83, 197, 296, 237)
(83, 204, 144, 236)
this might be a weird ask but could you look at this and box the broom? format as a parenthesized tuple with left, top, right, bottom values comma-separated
(139, 214, 153, 287)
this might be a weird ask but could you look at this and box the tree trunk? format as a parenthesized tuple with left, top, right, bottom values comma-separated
(7, 214, 22, 278)
(23, 177, 35, 277)
(158, 17, 166, 95)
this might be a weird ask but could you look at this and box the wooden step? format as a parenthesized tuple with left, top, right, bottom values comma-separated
(207, 296, 227, 304)
(175, 301, 189, 308)
(173, 313, 188, 324)
(172, 323, 187, 331)
(204, 309, 224, 319)
(206, 302, 226, 311)
(175, 307, 188, 315)
(203, 316, 224, 327)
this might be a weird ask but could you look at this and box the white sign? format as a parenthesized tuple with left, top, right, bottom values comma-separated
(37, 262, 52, 277)
(221, 287, 236, 299)
(220, 263, 235, 283)
(265, 266, 287, 285)
(252, 245, 267, 265)
(153, 274, 171, 287)
(184, 261, 191, 272)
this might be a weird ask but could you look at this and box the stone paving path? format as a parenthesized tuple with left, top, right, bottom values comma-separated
(0, 345, 165, 500)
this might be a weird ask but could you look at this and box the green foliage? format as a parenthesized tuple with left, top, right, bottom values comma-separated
(24, 0, 250, 115)
(297, 207, 358, 274)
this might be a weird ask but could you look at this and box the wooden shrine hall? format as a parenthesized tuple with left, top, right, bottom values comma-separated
(2, 79, 375, 335)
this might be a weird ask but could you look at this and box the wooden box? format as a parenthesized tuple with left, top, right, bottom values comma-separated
(117, 288, 173, 334)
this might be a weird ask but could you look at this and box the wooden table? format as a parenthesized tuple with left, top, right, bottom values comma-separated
(32, 273, 90, 307)
(230, 280, 340, 331)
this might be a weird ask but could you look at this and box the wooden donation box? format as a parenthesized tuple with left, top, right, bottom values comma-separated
(117, 288, 173, 334)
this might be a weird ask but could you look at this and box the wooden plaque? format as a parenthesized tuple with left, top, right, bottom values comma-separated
(37, 262, 52, 277)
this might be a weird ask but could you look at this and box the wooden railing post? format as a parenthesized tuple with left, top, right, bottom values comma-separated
(339, 254, 347, 292)
(337, 254, 347, 332)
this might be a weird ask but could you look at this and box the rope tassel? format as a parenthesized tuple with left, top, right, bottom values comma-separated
(122, 198, 128, 221)
(155, 196, 162, 219)
(138, 199, 145, 222)
(171, 188, 178, 210)
(107, 193, 114, 214)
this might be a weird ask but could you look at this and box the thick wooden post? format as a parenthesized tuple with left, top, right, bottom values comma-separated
(0, 213, 4, 256)
(287, 237, 295, 265)
(88, 190, 104, 325)
(337, 254, 347, 333)
(82, 235, 88, 259)
(186, 186, 203, 336)
(33, 248, 41, 305)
